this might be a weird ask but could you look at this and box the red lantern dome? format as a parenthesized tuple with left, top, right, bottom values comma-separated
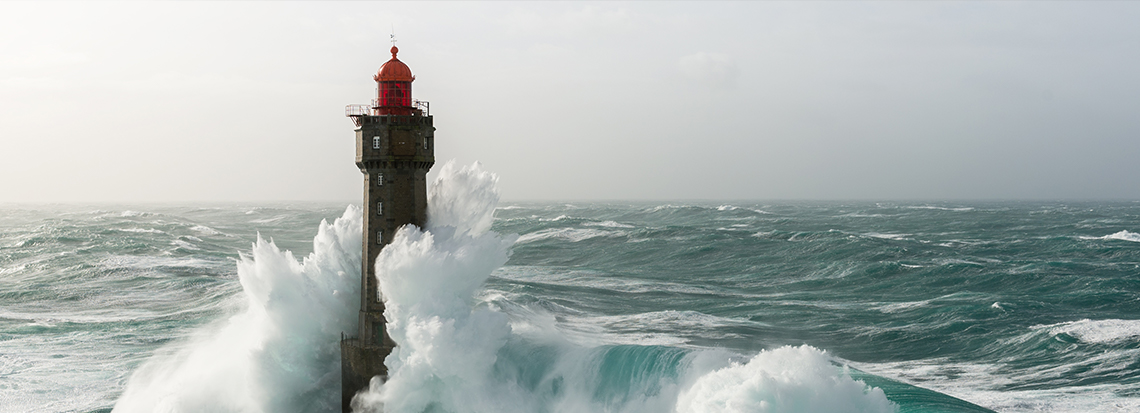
(373, 46, 415, 115)
(374, 46, 414, 82)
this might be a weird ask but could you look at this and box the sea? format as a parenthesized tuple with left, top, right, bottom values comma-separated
(2, 162, 1139, 413)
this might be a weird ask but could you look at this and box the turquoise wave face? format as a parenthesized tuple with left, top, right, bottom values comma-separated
(2, 200, 1138, 412)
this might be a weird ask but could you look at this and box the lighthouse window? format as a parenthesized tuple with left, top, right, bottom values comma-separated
(423, 138, 430, 150)
(373, 136, 381, 149)
(376, 173, 384, 185)
(376, 231, 382, 244)
(377, 202, 383, 215)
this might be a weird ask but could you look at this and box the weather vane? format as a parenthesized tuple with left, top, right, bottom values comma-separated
(390, 26, 397, 46)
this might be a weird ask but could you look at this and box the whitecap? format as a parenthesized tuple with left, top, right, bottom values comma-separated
(649, 204, 688, 212)
(171, 239, 200, 251)
(584, 220, 634, 229)
(0, 264, 27, 275)
(118, 228, 166, 234)
(1103, 230, 1140, 243)
(190, 225, 223, 236)
(113, 206, 363, 413)
(904, 205, 975, 212)
(516, 227, 623, 243)
(1040, 319, 1140, 344)
(677, 346, 895, 413)
(865, 232, 911, 241)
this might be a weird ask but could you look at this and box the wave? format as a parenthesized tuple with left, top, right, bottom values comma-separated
(98, 255, 217, 272)
(516, 227, 625, 244)
(190, 224, 226, 236)
(117, 227, 166, 234)
(1039, 319, 1140, 344)
(356, 163, 894, 413)
(1103, 230, 1140, 243)
(864, 232, 911, 241)
(114, 162, 896, 413)
(584, 220, 634, 229)
(113, 207, 362, 412)
(903, 206, 975, 212)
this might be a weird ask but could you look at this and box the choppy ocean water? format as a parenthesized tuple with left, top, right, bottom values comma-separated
(3, 169, 1139, 412)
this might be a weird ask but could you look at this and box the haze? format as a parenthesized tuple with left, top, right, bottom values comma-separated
(2, 1, 1138, 202)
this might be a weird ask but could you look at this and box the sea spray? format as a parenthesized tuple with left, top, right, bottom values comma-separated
(353, 161, 517, 412)
(112, 162, 896, 413)
(676, 346, 895, 413)
(112, 207, 363, 413)
(354, 162, 896, 413)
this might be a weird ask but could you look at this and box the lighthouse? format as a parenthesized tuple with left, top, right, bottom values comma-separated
(341, 45, 434, 412)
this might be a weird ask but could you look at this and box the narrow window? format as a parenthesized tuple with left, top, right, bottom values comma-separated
(376, 230, 382, 244)
(376, 173, 384, 185)
(423, 137, 430, 150)
(373, 136, 381, 149)
(377, 202, 383, 215)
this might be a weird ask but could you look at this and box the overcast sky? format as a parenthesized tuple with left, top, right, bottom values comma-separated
(2, 1, 1138, 202)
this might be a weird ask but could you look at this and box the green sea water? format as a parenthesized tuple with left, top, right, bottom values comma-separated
(2, 200, 1138, 412)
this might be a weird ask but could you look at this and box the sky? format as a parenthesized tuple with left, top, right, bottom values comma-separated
(1, 1, 1139, 202)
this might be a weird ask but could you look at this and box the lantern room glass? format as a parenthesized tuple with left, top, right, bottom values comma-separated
(379, 81, 411, 107)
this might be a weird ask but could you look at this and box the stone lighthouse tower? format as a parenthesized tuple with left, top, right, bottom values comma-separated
(341, 45, 434, 412)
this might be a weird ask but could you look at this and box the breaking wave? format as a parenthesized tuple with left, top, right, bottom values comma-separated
(1104, 230, 1140, 243)
(1041, 319, 1140, 344)
(113, 162, 895, 413)
(113, 207, 362, 412)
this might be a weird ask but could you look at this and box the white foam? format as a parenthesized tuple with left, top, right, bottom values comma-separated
(0, 264, 26, 275)
(99, 255, 214, 272)
(112, 162, 899, 413)
(557, 310, 766, 347)
(864, 232, 911, 241)
(354, 162, 896, 413)
(584, 220, 634, 228)
(119, 228, 166, 234)
(1040, 319, 1140, 344)
(1103, 230, 1140, 243)
(903, 206, 974, 212)
(677, 346, 895, 413)
(354, 161, 516, 413)
(650, 204, 689, 212)
(516, 227, 622, 243)
(171, 239, 200, 251)
(112, 206, 362, 413)
(190, 225, 223, 236)
(875, 300, 931, 313)
(859, 358, 1140, 413)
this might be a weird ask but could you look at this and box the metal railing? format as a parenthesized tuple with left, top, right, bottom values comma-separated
(345, 100, 430, 117)
(345, 104, 370, 116)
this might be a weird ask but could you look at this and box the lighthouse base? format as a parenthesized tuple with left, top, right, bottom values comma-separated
(341, 337, 393, 413)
